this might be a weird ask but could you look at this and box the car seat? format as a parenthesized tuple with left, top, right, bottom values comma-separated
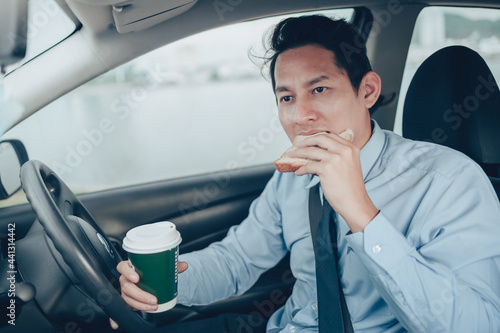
(402, 45, 500, 199)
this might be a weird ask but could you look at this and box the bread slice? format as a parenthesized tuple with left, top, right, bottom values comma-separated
(274, 129, 354, 173)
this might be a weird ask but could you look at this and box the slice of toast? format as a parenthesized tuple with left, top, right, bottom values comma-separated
(274, 129, 354, 173)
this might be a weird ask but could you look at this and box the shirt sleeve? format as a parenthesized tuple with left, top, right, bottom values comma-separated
(347, 161, 500, 333)
(177, 171, 288, 306)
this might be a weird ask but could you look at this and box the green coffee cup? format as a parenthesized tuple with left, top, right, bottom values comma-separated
(122, 221, 182, 312)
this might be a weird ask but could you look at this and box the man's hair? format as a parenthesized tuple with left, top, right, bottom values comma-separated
(264, 15, 372, 93)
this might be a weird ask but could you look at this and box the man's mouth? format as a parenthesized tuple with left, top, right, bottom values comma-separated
(298, 130, 330, 136)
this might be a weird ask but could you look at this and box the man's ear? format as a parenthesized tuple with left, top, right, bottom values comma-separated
(359, 71, 382, 109)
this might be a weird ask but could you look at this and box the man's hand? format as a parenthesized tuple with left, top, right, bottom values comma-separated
(289, 132, 379, 232)
(109, 260, 189, 329)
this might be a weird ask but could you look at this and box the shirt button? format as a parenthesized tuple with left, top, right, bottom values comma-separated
(311, 303, 318, 310)
(372, 245, 382, 254)
(290, 325, 296, 332)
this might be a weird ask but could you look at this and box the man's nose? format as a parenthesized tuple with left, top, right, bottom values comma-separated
(294, 97, 318, 124)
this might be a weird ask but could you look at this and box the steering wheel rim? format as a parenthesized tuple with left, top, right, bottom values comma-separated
(20, 160, 155, 333)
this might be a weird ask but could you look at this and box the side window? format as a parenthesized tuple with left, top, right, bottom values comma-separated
(2, 8, 354, 205)
(394, 7, 500, 134)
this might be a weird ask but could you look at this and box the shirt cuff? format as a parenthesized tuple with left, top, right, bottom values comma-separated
(346, 212, 413, 274)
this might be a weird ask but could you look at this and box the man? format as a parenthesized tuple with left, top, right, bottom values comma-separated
(112, 15, 500, 332)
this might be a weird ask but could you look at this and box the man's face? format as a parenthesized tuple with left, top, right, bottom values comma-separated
(274, 44, 373, 148)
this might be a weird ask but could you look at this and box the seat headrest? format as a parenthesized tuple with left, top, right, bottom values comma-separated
(403, 45, 500, 165)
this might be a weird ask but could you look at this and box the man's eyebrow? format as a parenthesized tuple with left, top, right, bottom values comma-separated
(275, 75, 330, 94)
(306, 75, 329, 87)
(275, 86, 290, 94)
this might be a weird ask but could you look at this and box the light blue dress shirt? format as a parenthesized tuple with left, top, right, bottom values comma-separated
(178, 121, 500, 332)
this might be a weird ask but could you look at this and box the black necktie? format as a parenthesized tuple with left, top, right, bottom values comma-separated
(309, 184, 353, 333)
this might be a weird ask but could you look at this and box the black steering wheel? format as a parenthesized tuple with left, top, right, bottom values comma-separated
(20, 160, 155, 332)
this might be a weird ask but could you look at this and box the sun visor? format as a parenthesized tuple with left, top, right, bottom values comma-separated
(74, 0, 197, 33)
(111, 0, 198, 33)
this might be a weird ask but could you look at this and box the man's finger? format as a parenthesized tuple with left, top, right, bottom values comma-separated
(120, 277, 158, 304)
(117, 260, 140, 283)
(110, 318, 119, 330)
(122, 292, 158, 312)
(179, 261, 189, 273)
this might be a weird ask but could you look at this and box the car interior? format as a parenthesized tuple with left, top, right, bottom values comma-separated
(0, 0, 499, 332)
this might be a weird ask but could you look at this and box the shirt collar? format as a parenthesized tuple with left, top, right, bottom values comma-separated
(305, 119, 386, 189)
(360, 120, 386, 181)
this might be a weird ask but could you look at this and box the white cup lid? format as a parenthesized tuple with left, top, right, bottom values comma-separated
(122, 221, 182, 254)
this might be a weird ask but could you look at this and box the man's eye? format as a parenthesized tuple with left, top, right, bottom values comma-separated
(280, 96, 292, 103)
(313, 87, 327, 93)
